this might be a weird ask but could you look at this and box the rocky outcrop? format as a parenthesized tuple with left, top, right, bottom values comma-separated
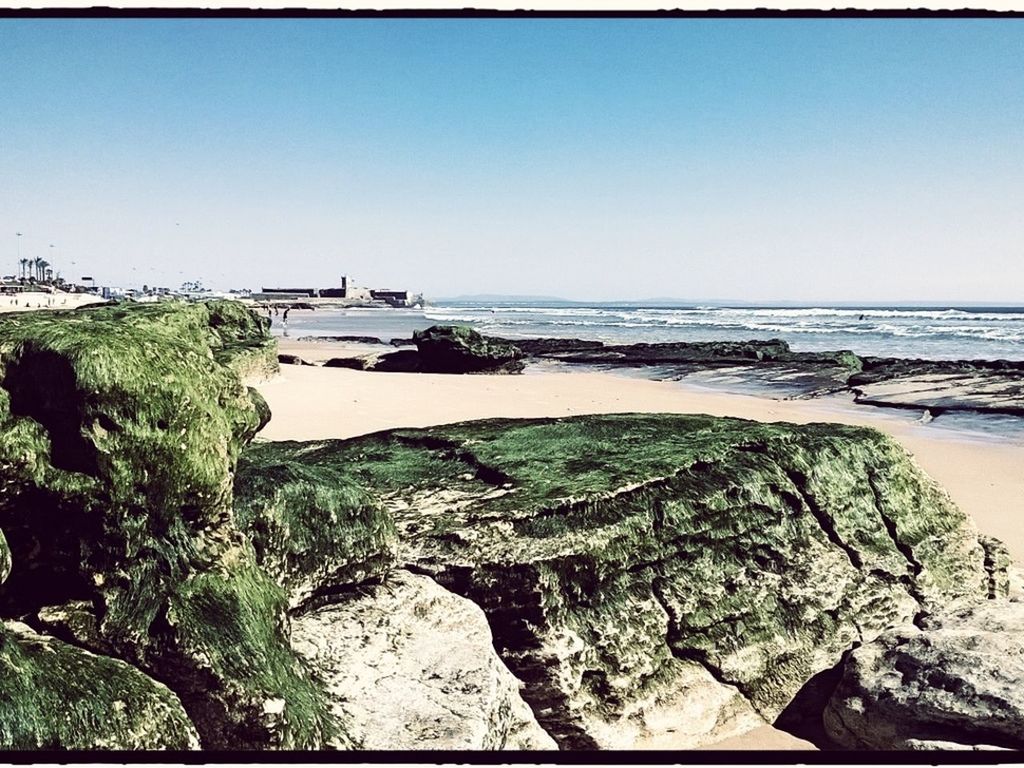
(0, 510, 197, 749)
(323, 355, 379, 370)
(234, 445, 397, 609)
(489, 332, 1024, 417)
(825, 600, 1024, 750)
(278, 354, 315, 366)
(292, 569, 556, 750)
(0, 300, 328, 749)
(0, 620, 200, 750)
(495, 335, 861, 371)
(4, 300, 1021, 752)
(249, 413, 999, 749)
(323, 349, 422, 372)
(848, 370, 1024, 417)
(413, 325, 524, 373)
(372, 349, 424, 372)
(320, 329, 524, 374)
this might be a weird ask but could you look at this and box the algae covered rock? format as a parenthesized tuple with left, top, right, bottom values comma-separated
(254, 414, 997, 748)
(0, 527, 10, 586)
(0, 300, 328, 749)
(0, 620, 199, 750)
(825, 600, 1024, 750)
(413, 325, 524, 373)
(292, 569, 556, 750)
(234, 445, 397, 608)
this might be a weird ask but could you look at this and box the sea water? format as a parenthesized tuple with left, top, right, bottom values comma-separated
(280, 301, 1024, 362)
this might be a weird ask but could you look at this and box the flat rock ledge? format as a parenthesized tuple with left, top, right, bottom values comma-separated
(825, 599, 1024, 750)
(291, 569, 556, 750)
(247, 413, 1005, 750)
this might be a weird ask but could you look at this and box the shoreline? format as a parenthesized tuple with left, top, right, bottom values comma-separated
(262, 338, 1024, 568)
(0, 291, 106, 313)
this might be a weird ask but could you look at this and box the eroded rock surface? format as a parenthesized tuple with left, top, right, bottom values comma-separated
(0, 618, 200, 749)
(825, 600, 1024, 750)
(291, 569, 555, 750)
(244, 413, 999, 749)
(234, 446, 397, 609)
(0, 301, 329, 749)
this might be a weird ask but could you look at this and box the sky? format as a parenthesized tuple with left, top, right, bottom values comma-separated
(1, 18, 1023, 303)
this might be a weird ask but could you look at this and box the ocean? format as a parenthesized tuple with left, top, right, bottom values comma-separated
(280, 302, 1024, 362)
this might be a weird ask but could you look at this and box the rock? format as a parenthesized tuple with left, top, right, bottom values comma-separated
(698, 724, 817, 750)
(824, 600, 1024, 750)
(412, 325, 524, 374)
(298, 335, 386, 345)
(0, 620, 200, 749)
(322, 350, 423, 372)
(0, 527, 9, 586)
(291, 569, 555, 750)
(490, 337, 607, 356)
(849, 371, 1024, 418)
(33, 599, 112, 655)
(206, 300, 280, 380)
(371, 349, 422, 372)
(248, 385, 273, 435)
(234, 443, 397, 608)
(246, 413, 997, 749)
(278, 354, 315, 366)
(323, 355, 377, 371)
(481, 333, 1024, 415)
(521, 338, 795, 366)
(0, 301, 330, 749)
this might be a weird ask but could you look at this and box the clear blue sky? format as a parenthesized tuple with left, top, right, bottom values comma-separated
(2, 19, 1023, 301)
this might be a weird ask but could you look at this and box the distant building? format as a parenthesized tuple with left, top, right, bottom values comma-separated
(370, 289, 413, 307)
(256, 274, 403, 304)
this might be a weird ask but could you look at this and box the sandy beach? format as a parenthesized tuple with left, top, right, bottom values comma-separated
(0, 291, 105, 313)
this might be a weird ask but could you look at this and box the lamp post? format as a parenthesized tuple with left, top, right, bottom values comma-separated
(48, 244, 55, 284)
(16, 232, 22, 279)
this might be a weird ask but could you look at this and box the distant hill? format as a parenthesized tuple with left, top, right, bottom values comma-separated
(434, 294, 575, 304)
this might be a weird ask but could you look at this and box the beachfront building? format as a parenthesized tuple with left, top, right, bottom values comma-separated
(252, 274, 415, 305)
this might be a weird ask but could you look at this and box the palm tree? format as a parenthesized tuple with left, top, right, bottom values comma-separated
(33, 257, 43, 283)
(18, 258, 27, 280)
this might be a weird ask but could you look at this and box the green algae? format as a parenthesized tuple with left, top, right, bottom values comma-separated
(166, 563, 336, 748)
(0, 300, 328, 749)
(0, 620, 199, 750)
(234, 448, 397, 608)
(242, 413, 996, 745)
